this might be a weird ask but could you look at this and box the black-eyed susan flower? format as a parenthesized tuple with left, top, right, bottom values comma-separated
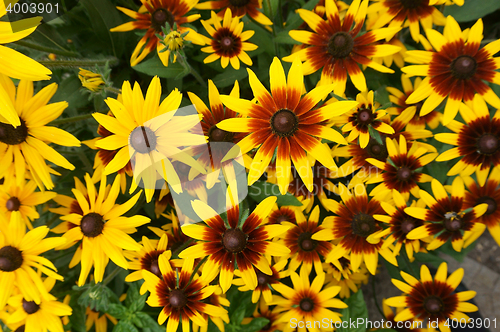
(402, 17, 500, 125)
(434, 95, 500, 187)
(370, 36, 407, 69)
(0, 211, 65, 310)
(200, 9, 257, 69)
(387, 74, 442, 131)
(0, 180, 56, 230)
(368, 0, 446, 42)
(365, 135, 437, 199)
(55, 173, 150, 286)
(312, 183, 398, 275)
(142, 257, 228, 332)
(78, 68, 105, 93)
(271, 267, 347, 327)
(386, 263, 478, 332)
(380, 299, 436, 332)
(339, 90, 395, 148)
(371, 189, 429, 260)
(280, 206, 333, 275)
(463, 171, 500, 247)
(323, 258, 369, 299)
(0, 77, 80, 190)
(192, 285, 230, 332)
(179, 195, 290, 293)
(92, 76, 207, 202)
(6, 278, 72, 332)
(196, 0, 272, 26)
(405, 177, 488, 252)
(217, 57, 357, 195)
(110, 0, 205, 66)
(242, 298, 286, 332)
(267, 203, 298, 225)
(284, 0, 400, 95)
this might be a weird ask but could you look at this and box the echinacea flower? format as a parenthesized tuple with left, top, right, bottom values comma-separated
(405, 177, 488, 252)
(402, 16, 500, 125)
(434, 94, 500, 187)
(284, 0, 401, 95)
(217, 57, 357, 195)
(110, 0, 205, 66)
(200, 9, 257, 69)
(386, 263, 478, 332)
(142, 257, 228, 332)
(196, 0, 272, 26)
(179, 195, 290, 292)
(0, 76, 80, 190)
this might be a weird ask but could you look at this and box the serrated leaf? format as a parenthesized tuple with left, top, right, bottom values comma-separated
(248, 181, 303, 207)
(107, 303, 128, 320)
(132, 55, 187, 79)
(125, 281, 147, 312)
(337, 290, 368, 332)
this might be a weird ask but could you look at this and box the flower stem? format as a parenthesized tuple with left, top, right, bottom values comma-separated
(371, 275, 385, 318)
(104, 86, 122, 95)
(188, 256, 208, 285)
(402, 250, 417, 277)
(37, 57, 119, 69)
(102, 266, 122, 286)
(14, 40, 79, 57)
(48, 113, 94, 126)
(172, 239, 194, 258)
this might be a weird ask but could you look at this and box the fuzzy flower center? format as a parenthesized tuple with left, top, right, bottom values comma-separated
(130, 126, 157, 154)
(356, 107, 374, 126)
(298, 232, 318, 252)
(209, 126, 233, 142)
(0, 245, 23, 272)
(299, 298, 314, 312)
(6, 197, 21, 211)
(477, 133, 499, 155)
(327, 32, 354, 59)
(476, 196, 497, 215)
(222, 228, 247, 253)
(424, 296, 443, 314)
(352, 213, 376, 237)
(451, 55, 477, 80)
(397, 167, 412, 181)
(80, 213, 105, 238)
(169, 289, 188, 309)
(443, 212, 463, 232)
(151, 8, 174, 31)
(366, 138, 389, 161)
(400, 217, 417, 234)
(271, 109, 299, 137)
(228, 0, 250, 7)
(22, 299, 40, 314)
(0, 120, 28, 145)
(399, 0, 424, 9)
(256, 269, 271, 286)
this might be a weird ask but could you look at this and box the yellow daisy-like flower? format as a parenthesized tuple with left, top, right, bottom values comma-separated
(0, 76, 80, 190)
(386, 263, 478, 332)
(201, 9, 257, 69)
(0, 179, 56, 230)
(402, 16, 500, 125)
(78, 68, 105, 93)
(0, 211, 65, 310)
(270, 267, 347, 330)
(92, 76, 207, 202)
(110, 0, 205, 66)
(380, 299, 436, 332)
(85, 307, 118, 332)
(242, 298, 286, 332)
(434, 94, 500, 187)
(6, 277, 72, 332)
(196, 0, 272, 26)
(0, 7, 51, 127)
(339, 90, 394, 148)
(323, 257, 369, 299)
(55, 173, 150, 286)
(217, 57, 357, 195)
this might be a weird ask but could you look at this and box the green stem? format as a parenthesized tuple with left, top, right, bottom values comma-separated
(13, 40, 79, 57)
(102, 266, 123, 286)
(37, 57, 119, 69)
(402, 250, 417, 277)
(104, 86, 121, 95)
(264, 0, 280, 58)
(48, 113, 94, 126)
(172, 239, 194, 259)
(188, 256, 208, 285)
(371, 275, 384, 318)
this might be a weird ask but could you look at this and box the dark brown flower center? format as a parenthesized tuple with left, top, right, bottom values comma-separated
(356, 107, 374, 126)
(476, 196, 497, 215)
(220, 36, 234, 51)
(400, 217, 417, 234)
(276, 214, 290, 223)
(80, 213, 105, 238)
(477, 134, 498, 155)
(352, 213, 376, 237)
(327, 32, 354, 59)
(228, 0, 250, 7)
(6, 197, 21, 211)
(15, 326, 25, 332)
(366, 138, 389, 161)
(399, 0, 424, 9)
(130, 126, 157, 154)
(222, 228, 247, 253)
(299, 298, 314, 312)
(410, 100, 424, 114)
(270, 109, 299, 137)
(150, 259, 161, 277)
(169, 289, 187, 309)
(256, 269, 271, 286)
(141, 249, 165, 278)
(0, 245, 23, 272)
(443, 212, 462, 232)
(451, 55, 477, 80)
(209, 126, 233, 142)
(298, 232, 318, 252)
(151, 8, 174, 31)
(22, 299, 40, 314)
(338, 257, 350, 269)
(424, 296, 443, 314)
(0, 120, 28, 145)
(397, 167, 412, 181)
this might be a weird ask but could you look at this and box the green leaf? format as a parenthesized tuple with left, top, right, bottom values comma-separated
(443, 0, 500, 22)
(113, 320, 139, 332)
(414, 252, 446, 269)
(368, 126, 383, 145)
(437, 239, 477, 263)
(275, 30, 301, 45)
(212, 66, 248, 88)
(68, 297, 87, 332)
(285, 0, 320, 30)
(262, 0, 279, 21)
(132, 54, 187, 79)
(135, 312, 164, 332)
(248, 181, 303, 206)
(80, 0, 125, 57)
(337, 290, 368, 332)
(107, 303, 128, 320)
(243, 317, 270, 332)
(125, 281, 147, 312)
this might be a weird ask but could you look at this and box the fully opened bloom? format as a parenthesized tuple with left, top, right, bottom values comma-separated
(110, 0, 205, 66)
(402, 17, 500, 125)
(386, 263, 478, 332)
(405, 177, 488, 252)
(196, 0, 272, 26)
(201, 9, 257, 69)
(217, 57, 357, 195)
(142, 257, 228, 332)
(55, 173, 150, 286)
(284, 0, 400, 95)
(179, 196, 290, 293)
(434, 95, 500, 187)
(0, 77, 80, 190)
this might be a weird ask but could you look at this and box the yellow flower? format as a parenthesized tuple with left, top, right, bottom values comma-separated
(78, 68, 105, 92)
